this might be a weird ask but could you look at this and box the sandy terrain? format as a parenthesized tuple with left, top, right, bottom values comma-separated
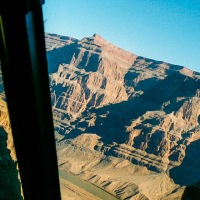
(60, 178, 100, 200)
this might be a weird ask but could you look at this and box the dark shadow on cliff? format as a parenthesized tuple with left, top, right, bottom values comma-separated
(47, 42, 101, 74)
(62, 93, 159, 144)
(0, 127, 23, 200)
(181, 181, 200, 200)
(63, 72, 199, 147)
(46, 43, 81, 73)
(170, 139, 200, 186)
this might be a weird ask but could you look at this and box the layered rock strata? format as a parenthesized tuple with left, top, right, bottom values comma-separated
(45, 33, 200, 199)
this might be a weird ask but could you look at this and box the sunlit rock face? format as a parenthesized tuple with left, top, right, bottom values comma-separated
(0, 32, 199, 199)
(46, 33, 137, 119)
(45, 33, 200, 199)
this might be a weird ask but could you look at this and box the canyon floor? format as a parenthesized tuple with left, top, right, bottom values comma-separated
(60, 178, 100, 200)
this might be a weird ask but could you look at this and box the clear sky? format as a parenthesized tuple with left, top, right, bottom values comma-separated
(42, 0, 200, 72)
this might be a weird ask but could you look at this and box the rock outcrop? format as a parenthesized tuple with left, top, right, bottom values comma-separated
(45, 33, 200, 199)
(47, 33, 137, 119)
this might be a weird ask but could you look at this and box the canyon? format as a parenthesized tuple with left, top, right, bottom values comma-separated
(45, 33, 200, 199)
(0, 32, 200, 199)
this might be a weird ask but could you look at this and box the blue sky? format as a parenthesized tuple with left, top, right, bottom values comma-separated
(42, 0, 200, 72)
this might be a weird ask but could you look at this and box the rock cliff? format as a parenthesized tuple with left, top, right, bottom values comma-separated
(0, 32, 199, 199)
(0, 97, 22, 200)
(45, 33, 200, 199)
